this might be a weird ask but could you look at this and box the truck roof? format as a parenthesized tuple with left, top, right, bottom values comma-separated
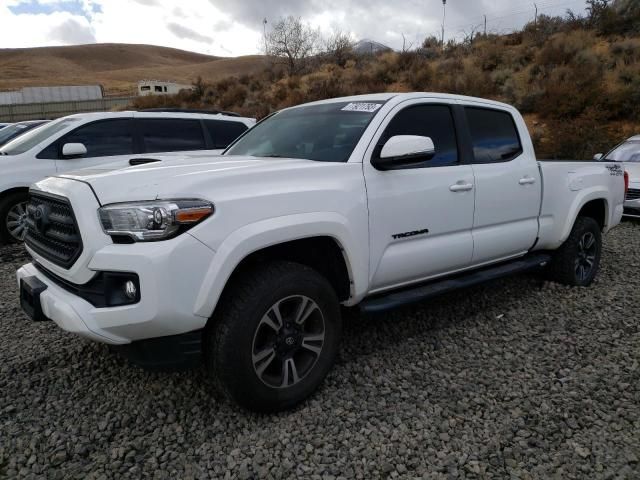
(61, 110, 255, 123)
(298, 92, 516, 111)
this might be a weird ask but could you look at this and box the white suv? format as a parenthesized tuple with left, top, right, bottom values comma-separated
(0, 110, 255, 243)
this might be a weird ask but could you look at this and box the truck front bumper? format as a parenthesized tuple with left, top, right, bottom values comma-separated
(17, 233, 216, 345)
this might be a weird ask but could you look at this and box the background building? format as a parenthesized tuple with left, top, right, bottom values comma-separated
(0, 85, 104, 105)
(137, 80, 193, 96)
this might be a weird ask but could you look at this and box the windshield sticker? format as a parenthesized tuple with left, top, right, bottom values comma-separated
(341, 102, 383, 113)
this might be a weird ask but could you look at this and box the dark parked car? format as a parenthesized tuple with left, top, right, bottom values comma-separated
(0, 120, 49, 147)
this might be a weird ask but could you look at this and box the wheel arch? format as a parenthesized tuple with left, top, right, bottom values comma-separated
(192, 213, 369, 320)
(552, 191, 610, 249)
(0, 186, 30, 201)
(576, 198, 607, 230)
(223, 236, 353, 301)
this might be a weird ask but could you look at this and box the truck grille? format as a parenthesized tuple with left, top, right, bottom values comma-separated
(626, 188, 640, 201)
(25, 192, 83, 269)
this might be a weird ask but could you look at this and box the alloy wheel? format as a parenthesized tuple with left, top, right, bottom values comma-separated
(251, 295, 325, 389)
(575, 231, 597, 282)
(6, 201, 29, 241)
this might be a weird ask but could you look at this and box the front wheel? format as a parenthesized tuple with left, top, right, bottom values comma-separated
(0, 191, 30, 244)
(205, 261, 342, 412)
(547, 216, 602, 287)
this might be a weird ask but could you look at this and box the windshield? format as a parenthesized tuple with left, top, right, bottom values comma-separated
(0, 118, 78, 155)
(0, 124, 30, 144)
(225, 101, 385, 162)
(604, 141, 640, 162)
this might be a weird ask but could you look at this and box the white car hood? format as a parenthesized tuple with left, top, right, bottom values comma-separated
(58, 155, 342, 204)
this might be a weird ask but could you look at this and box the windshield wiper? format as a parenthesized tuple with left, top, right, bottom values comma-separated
(259, 154, 285, 158)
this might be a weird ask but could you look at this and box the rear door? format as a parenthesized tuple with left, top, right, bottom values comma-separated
(462, 105, 541, 264)
(203, 119, 249, 152)
(135, 117, 207, 155)
(363, 100, 475, 292)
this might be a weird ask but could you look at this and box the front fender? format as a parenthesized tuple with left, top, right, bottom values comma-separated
(191, 212, 369, 318)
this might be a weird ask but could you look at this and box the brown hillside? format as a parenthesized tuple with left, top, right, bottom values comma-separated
(0, 43, 265, 96)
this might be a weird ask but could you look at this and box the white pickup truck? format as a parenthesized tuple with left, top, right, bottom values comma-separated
(17, 93, 626, 412)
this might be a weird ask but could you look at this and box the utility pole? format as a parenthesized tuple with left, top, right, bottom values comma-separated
(484, 14, 487, 35)
(534, 3, 538, 26)
(262, 18, 268, 55)
(441, 0, 447, 51)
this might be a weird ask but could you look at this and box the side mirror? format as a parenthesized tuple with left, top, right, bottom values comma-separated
(593, 153, 604, 161)
(62, 143, 87, 158)
(373, 135, 435, 170)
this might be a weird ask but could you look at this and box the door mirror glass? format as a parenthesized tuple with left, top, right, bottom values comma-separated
(62, 142, 87, 158)
(593, 153, 604, 161)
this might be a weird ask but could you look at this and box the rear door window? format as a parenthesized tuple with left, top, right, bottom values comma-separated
(205, 120, 248, 149)
(465, 107, 523, 163)
(138, 119, 206, 153)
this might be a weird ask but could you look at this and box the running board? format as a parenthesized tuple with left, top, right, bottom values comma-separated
(359, 253, 552, 314)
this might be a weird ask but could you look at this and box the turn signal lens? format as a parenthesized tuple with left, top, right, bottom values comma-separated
(175, 206, 214, 223)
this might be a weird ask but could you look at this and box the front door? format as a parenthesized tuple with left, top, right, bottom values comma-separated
(363, 100, 475, 293)
(50, 116, 137, 172)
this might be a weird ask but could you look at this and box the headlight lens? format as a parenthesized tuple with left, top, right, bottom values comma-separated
(98, 199, 214, 242)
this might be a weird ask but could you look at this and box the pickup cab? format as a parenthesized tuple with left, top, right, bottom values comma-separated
(16, 93, 626, 411)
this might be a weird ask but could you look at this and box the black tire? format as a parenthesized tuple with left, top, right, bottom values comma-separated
(0, 191, 29, 245)
(205, 261, 342, 412)
(547, 216, 602, 287)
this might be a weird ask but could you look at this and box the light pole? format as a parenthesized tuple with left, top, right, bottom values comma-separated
(441, 0, 447, 50)
(263, 18, 268, 55)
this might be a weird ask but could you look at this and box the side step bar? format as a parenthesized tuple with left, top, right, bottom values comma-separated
(359, 253, 551, 314)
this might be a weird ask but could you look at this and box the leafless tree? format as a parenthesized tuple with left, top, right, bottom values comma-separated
(265, 16, 321, 75)
(401, 34, 414, 53)
(461, 24, 482, 48)
(324, 30, 354, 67)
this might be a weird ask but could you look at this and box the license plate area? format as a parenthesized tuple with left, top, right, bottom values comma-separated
(20, 276, 48, 322)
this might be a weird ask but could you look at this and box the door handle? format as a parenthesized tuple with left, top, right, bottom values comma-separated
(519, 176, 536, 185)
(449, 182, 474, 192)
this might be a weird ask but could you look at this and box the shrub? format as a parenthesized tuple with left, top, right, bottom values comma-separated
(537, 108, 618, 159)
(610, 38, 640, 65)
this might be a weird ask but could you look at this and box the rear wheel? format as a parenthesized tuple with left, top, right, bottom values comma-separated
(547, 216, 602, 286)
(0, 191, 29, 244)
(205, 261, 342, 412)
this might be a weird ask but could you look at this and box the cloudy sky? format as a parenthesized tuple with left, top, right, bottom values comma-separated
(1, 0, 589, 57)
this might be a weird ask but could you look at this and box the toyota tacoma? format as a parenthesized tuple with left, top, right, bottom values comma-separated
(17, 93, 626, 411)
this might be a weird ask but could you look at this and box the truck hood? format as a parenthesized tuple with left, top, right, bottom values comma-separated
(58, 155, 347, 204)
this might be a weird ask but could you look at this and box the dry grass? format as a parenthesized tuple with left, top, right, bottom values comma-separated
(0, 43, 265, 96)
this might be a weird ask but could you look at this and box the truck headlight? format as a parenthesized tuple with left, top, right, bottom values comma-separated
(98, 199, 214, 242)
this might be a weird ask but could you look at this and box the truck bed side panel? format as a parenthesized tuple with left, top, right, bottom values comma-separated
(535, 161, 625, 250)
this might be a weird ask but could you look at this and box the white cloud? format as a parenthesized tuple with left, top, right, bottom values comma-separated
(0, 5, 95, 48)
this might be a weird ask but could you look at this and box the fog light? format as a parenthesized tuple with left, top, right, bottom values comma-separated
(124, 280, 137, 300)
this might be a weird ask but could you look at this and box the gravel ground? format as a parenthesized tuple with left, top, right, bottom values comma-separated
(1, 222, 639, 480)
